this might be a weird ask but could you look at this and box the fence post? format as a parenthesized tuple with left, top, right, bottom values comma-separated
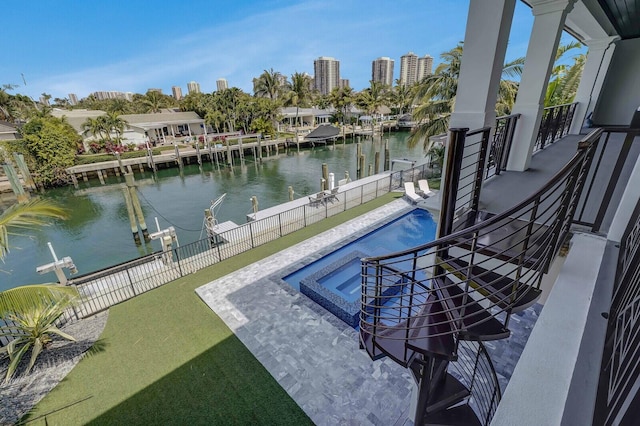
(249, 222, 255, 248)
(278, 213, 283, 237)
(174, 247, 184, 277)
(361, 185, 364, 205)
(125, 268, 137, 296)
(471, 128, 491, 213)
(438, 128, 468, 238)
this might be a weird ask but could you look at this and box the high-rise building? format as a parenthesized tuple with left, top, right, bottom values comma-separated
(91, 91, 133, 101)
(148, 88, 163, 94)
(372, 57, 395, 86)
(187, 81, 201, 95)
(172, 86, 183, 100)
(400, 52, 419, 86)
(216, 78, 228, 91)
(314, 57, 340, 95)
(417, 55, 434, 82)
(68, 93, 79, 105)
(340, 79, 350, 89)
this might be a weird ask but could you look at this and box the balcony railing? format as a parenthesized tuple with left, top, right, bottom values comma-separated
(360, 127, 602, 424)
(486, 113, 520, 179)
(534, 102, 577, 152)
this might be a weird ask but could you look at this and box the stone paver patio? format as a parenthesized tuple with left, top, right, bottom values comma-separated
(196, 198, 540, 425)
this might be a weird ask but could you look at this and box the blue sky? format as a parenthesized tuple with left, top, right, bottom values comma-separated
(3, 0, 581, 100)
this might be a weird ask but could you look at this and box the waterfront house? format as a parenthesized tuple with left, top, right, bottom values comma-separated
(358, 0, 640, 424)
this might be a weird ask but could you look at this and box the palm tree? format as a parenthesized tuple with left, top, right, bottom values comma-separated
(284, 72, 313, 129)
(410, 43, 524, 148)
(328, 86, 354, 125)
(142, 90, 165, 113)
(545, 41, 585, 106)
(357, 81, 389, 117)
(254, 68, 286, 100)
(104, 111, 128, 144)
(390, 80, 413, 116)
(81, 116, 107, 141)
(0, 199, 77, 382)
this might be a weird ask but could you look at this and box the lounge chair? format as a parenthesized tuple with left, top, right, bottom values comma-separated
(325, 187, 339, 203)
(417, 179, 435, 198)
(404, 182, 422, 204)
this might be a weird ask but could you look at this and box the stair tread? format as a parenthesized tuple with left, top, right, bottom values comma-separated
(406, 293, 457, 360)
(424, 403, 482, 426)
(451, 209, 545, 268)
(434, 277, 510, 341)
(360, 322, 416, 367)
(426, 372, 470, 414)
(444, 257, 542, 312)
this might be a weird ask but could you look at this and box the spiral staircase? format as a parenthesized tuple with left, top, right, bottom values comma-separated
(359, 127, 601, 424)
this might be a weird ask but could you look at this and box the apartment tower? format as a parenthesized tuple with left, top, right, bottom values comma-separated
(372, 57, 395, 86)
(172, 86, 183, 100)
(399, 52, 418, 86)
(417, 55, 434, 82)
(187, 81, 201, 95)
(216, 78, 228, 91)
(314, 56, 340, 95)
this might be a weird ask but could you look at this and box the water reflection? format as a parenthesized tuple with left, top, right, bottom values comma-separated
(1, 132, 425, 290)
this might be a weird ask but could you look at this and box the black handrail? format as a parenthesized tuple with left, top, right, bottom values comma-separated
(363, 128, 602, 263)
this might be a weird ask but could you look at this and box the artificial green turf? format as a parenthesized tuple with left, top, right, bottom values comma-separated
(23, 192, 402, 425)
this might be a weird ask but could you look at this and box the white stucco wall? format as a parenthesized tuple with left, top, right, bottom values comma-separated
(593, 38, 640, 126)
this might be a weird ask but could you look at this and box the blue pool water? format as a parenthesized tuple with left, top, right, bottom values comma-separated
(283, 208, 437, 326)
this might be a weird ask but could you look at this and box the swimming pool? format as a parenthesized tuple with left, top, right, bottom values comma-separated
(283, 208, 437, 327)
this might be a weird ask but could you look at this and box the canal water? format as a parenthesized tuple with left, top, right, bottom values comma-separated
(2, 132, 426, 291)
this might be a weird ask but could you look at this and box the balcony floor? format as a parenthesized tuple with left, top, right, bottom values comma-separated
(479, 131, 640, 233)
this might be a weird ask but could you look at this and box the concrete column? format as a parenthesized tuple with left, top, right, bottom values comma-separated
(449, 0, 516, 131)
(508, 0, 576, 171)
(569, 36, 620, 133)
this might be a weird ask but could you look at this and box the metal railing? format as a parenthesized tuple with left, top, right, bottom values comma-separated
(534, 103, 577, 152)
(486, 114, 520, 179)
(594, 193, 640, 425)
(360, 128, 601, 424)
(573, 126, 640, 233)
(39, 162, 438, 325)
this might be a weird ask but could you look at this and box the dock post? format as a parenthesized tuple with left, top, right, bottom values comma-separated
(70, 173, 79, 189)
(359, 154, 366, 180)
(288, 186, 294, 201)
(97, 170, 105, 185)
(125, 174, 150, 242)
(384, 140, 390, 171)
(320, 178, 326, 192)
(257, 134, 263, 163)
(122, 187, 140, 244)
(2, 163, 29, 203)
(322, 163, 329, 190)
(375, 151, 380, 174)
(368, 164, 373, 177)
(174, 142, 183, 170)
(82, 172, 89, 182)
(356, 143, 362, 179)
(195, 139, 202, 165)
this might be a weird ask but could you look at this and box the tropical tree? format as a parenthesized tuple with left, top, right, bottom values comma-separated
(410, 43, 524, 148)
(356, 81, 389, 117)
(254, 68, 286, 101)
(142, 90, 166, 113)
(390, 79, 413, 116)
(103, 111, 128, 144)
(81, 116, 107, 141)
(545, 41, 585, 106)
(328, 86, 354, 125)
(0, 199, 78, 382)
(284, 72, 313, 128)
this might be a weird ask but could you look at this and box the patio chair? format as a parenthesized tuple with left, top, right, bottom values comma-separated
(308, 192, 325, 207)
(417, 179, 435, 198)
(404, 182, 422, 204)
(325, 187, 339, 203)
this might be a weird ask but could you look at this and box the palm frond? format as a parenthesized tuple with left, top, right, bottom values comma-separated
(0, 284, 78, 316)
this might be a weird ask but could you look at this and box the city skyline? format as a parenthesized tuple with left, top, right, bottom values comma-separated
(2, 0, 583, 100)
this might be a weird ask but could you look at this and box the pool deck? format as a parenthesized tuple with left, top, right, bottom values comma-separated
(196, 197, 540, 425)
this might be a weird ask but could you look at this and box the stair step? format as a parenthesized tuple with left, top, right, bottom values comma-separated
(434, 277, 510, 341)
(451, 209, 545, 269)
(406, 293, 457, 360)
(426, 372, 470, 414)
(359, 324, 389, 362)
(424, 403, 482, 426)
(443, 257, 542, 312)
(360, 322, 416, 367)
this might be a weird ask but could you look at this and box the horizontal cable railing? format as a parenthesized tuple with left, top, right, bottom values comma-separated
(40, 162, 439, 326)
(534, 103, 577, 152)
(360, 127, 601, 345)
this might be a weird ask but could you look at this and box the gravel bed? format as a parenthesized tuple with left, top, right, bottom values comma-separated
(0, 311, 108, 425)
